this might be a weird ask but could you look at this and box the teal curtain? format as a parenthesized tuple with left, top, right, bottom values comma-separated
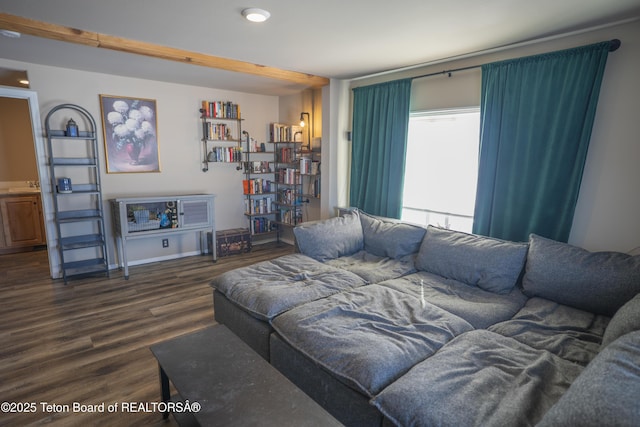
(350, 79, 411, 218)
(472, 42, 611, 242)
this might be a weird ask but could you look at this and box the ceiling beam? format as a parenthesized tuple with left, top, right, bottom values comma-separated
(0, 12, 330, 88)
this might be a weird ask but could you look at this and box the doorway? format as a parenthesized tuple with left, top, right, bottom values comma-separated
(0, 86, 57, 278)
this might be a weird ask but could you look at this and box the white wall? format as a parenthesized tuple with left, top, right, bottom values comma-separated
(325, 79, 352, 217)
(0, 58, 280, 275)
(341, 19, 640, 252)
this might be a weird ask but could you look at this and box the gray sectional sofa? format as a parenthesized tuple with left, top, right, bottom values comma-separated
(211, 209, 640, 426)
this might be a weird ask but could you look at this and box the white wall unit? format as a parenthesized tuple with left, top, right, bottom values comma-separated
(110, 194, 216, 279)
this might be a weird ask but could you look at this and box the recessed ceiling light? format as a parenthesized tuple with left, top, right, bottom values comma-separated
(0, 30, 21, 38)
(19, 79, 29, 85)
(242, 8, 271, 23)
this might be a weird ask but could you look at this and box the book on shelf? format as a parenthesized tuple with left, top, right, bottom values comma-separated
(244, 197, 273, 215)
(278, 147, 296, 163)
(205, 122, 235, 140)
(243, 161, 272, 173)
(201, 100, 241, 119)
(208, 146, 242, 162)
(250, 217, 274, 234)
(276, 167, 300, 185)
(299, 156, 320, 175)
(278, 188, 302, 206)
(300, 157, 311, 174)
(246, 138, 271, 153)
(278, 207, 303, 225)
(243, 178, 272, 195)
(310, 161, 320, 175)
(269, 123, 303, 142)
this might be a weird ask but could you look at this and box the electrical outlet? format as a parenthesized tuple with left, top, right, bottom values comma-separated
(162, 238, 169, 248)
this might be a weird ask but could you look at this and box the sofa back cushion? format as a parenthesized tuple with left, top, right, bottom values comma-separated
(537, 330, 640, 427)
(416, 226, 528, 294)
(522, 234, 640, 316)
(359, 211, 426, 259)
(293, 211, 363, 262)
(601, 293, 640, 349)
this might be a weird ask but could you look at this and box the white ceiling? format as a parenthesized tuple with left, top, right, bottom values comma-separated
(1, 0, 639, 96)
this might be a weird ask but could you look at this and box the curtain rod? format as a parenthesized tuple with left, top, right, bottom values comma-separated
(351, 14, 637, 83)
(410, 39, 621, 81)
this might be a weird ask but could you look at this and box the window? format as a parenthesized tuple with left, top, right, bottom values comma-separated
(401, 108, 480, 232)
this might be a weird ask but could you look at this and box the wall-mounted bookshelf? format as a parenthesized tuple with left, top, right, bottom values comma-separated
(200, 100, 243, 172)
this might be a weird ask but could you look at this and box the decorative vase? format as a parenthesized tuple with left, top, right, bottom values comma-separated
(126, 143, 141, 165)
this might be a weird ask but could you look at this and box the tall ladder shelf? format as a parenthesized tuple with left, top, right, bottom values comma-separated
(45, 104, 109, 283)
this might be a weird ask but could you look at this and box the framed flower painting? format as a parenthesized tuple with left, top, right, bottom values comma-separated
(99, 95, 161, 173)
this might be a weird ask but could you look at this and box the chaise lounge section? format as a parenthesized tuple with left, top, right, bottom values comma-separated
(211, 209, 640, 426)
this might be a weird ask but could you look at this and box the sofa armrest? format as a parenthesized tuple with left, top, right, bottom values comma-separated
(537, 330, 640, 426)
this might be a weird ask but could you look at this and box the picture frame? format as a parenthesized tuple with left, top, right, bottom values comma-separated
(99, 95, 161, 173)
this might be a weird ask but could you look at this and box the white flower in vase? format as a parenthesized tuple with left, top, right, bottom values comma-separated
(113, 100, 129, 114)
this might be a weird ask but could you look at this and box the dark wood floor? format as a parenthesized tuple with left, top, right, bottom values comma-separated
(0, 243, 294, 426)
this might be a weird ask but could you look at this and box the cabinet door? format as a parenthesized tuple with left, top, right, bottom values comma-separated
(179, 198, 212, 229)
(0, 195, 45, 247)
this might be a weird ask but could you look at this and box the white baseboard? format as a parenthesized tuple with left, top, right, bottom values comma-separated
(108, 250, 206, 271)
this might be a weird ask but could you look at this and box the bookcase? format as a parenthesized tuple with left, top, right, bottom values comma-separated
(270, 123, 305, 237)
(243, 132, 277, 243)
(200, 100, 243, 172)
(299, 150, 321, 200)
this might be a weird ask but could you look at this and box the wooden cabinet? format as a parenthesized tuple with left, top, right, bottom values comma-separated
(0, 194, 46, 250)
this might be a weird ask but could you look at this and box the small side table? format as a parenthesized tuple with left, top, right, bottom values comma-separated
(150, 325, 342, 426)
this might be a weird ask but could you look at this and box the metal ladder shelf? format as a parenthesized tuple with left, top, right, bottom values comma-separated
(45, 103, 109, 283)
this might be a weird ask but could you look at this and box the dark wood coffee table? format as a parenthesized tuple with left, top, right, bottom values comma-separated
(150, 325, 342, 426)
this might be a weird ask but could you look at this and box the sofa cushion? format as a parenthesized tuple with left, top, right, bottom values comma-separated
(359, 211, 426, 259)
(271, 284, 473, 397)
(537, 330, 640, 427)
(522, 234, 640, 316)
(372, 330, 584, 427)
(293, 211, 363, 261)
(415, 226, 528, 294)
(601, 293, 640, 349)
(325, 250, 416, 283)
(380, 272, 527, 329)
(488, 297, 609, 366)
(211, 253, 368, 321)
